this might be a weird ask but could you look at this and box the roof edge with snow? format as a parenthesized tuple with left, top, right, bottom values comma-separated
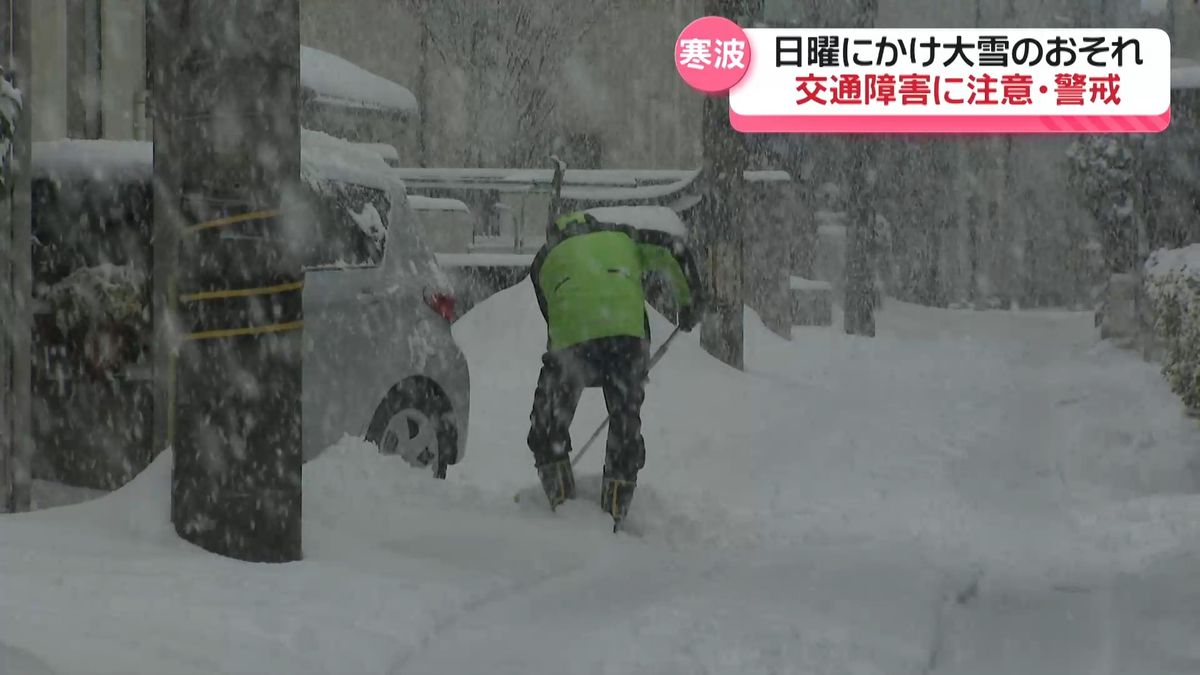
(301, 46, 418, 116)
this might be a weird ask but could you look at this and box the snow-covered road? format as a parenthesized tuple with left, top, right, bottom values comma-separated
(4, 284, 1200, 674)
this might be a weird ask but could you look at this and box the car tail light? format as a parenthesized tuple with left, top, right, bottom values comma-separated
(424, 289, 456, 322)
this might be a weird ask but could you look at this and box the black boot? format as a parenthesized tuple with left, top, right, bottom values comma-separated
(537, 459, 576, 511)
(600, 472, 636, 531)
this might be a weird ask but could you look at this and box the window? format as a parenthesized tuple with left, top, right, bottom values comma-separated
(303, 181, 389, 268)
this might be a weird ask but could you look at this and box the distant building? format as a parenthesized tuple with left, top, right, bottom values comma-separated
(28, 1, 418, 153)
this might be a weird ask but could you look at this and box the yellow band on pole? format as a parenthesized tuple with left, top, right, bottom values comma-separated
(185, 320, 303, 342)
(185, 209, 281, 234)
(179, 281, 303, 304)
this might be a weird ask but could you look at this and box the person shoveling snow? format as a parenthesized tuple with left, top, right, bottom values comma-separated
(526, 210, 703, 530)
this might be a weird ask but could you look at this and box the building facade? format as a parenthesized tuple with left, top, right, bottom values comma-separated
(28, 0, 708, 170)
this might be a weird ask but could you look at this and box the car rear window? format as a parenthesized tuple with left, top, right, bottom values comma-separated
(303, 180, 390, 268)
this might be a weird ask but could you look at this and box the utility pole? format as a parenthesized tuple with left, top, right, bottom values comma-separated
(699, 0, 755, 370)
(151, 0, 304, 562)
(2, 0, 32, 512)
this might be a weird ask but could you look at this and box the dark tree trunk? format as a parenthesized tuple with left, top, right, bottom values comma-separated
(697, 0, 755, 369)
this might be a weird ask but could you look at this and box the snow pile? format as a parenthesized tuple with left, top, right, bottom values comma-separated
(300, 46, 417, 114)
(585, 205, 687, 236)
(7, 275, 1200, 672)
(32, 139, 152, 183)
(1145, 245, 1200, 411)
(1146, 244, 1200, 281)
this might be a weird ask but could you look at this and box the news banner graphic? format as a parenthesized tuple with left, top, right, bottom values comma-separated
(675, 17, 1172, 134)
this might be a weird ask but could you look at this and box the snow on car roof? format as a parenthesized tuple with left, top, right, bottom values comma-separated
(32, 139, 153, 182)
(300, 129, 400, 192)
(585, 206, 687, 236)
(301, 46, 418, 114)
(408, 195, 471, 213)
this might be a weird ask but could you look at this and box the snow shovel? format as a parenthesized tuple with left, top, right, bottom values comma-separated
(513, 326, 683, 504)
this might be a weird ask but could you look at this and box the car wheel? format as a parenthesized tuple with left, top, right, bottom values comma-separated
(365, 378, 457, 479)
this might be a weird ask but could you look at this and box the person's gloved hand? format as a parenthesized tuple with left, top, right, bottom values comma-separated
(677, 304, 700, 332)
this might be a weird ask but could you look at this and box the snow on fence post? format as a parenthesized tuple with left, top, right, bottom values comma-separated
(154, 0, 304, 562)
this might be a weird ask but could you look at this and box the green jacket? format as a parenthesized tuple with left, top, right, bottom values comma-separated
(531, 212, 702, 351)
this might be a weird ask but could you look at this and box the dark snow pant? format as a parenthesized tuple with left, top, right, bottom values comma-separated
(527, 336, 649, 482)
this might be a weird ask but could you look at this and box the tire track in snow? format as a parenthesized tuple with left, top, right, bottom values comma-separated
(387, 560, 593, 674)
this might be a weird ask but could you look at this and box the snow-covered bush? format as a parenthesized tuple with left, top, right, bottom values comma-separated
(40, 264, 146, 328)
(0, 70, 22, 189)
(36, 264, 148, 377)
(1066, 136, 1138, 273)
(1145, 245, 1200, 412)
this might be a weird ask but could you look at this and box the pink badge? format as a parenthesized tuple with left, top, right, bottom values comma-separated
(675, 16, 752, 94)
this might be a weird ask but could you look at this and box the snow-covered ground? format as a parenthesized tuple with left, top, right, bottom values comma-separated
(4, 284, 1200, 674)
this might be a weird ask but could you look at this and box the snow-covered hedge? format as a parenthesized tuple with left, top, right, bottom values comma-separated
(0, 72, 22, 189)
(38, 264, 147, 335)
(1145, 245, 1200, 411)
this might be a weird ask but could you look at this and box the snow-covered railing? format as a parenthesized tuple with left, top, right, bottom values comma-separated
(408, 196, 471, 213)
(388, 167, 790, 196)
(435, 252, 535, 268)
(1145, 244, 1200, 412)
(1173, 59, 1200, 90)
